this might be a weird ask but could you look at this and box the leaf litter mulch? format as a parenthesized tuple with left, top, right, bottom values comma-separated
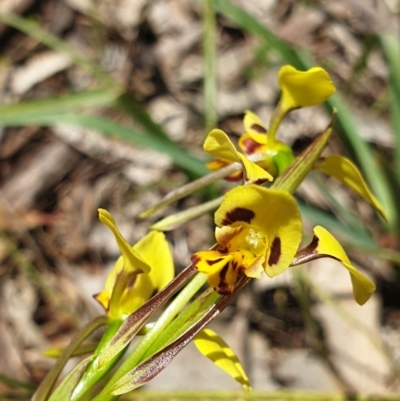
(0, 0, 399, 398)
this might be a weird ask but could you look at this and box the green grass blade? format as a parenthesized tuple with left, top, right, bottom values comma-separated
(0, 110, 207, 177)
(203, 0, 217, 133)
(0, 89, 119, 124)
(0, 12, 111, 85)
(213, 0, 303, 68)
(115, 94, 172, 142)
(379, 33, 400, 182)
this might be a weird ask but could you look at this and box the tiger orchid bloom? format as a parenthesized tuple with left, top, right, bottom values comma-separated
(204, 128, 273, 184)
(191, 185, 376, 305)
(95, 209, 174, 320)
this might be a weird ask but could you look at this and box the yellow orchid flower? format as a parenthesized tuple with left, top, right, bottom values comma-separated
(238, 110, 294, 176)
(204, 128, 273, 184)
(191, 185, 376, 305)
(95, 209, 174, 320)
(278, 65, 336, 113)
(191, 185, 303, 294)
(267, 65, 336, 142)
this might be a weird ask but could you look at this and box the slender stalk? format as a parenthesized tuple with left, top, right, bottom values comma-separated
(32, 315, 109, 401)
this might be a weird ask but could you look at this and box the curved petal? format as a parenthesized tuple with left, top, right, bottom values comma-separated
(120, 231, 175, 316)
(243, 110, 267, 145)
(214, 186, 302, 278)
(278, 65, 336, 112)
(204, 129, 273, 184)
(300, 226, 376, 305)
(98, 209, 151, 275)
(315, 155, 386, 220)
(194, 328, 251, 391)
(191, 251, 236, 295)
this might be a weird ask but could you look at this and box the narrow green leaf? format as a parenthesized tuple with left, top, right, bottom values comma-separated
(213, 0, 302, 68)
(0, 89, 119, 125)
(97, 265, 197, 368)
(48, 357, 93, 401)
(0, 12, 111, 85)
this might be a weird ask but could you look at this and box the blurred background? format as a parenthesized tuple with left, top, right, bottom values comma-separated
(0, 0, 399, 399)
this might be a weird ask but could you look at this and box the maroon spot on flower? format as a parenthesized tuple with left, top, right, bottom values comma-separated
(225, 171, 244, 182)
(253, 177, 271, 185)
(216, 262, 232, 295)
(250, 123, 267, 134)
(231, 260, 238, 271)
(222, 207, 255, 225)
(308, 235, 319, 253)
(241, 137, 263, 155)
(268, 237, 281, 266)
(207, 258, 224, 266)
(191, 254, 200, 265)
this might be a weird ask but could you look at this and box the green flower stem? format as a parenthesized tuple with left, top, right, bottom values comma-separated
(93, 273, 208, 401)
(71, 318, 125, 401)
(32, 315, 109, 401)
(151, 196, 223, 231)
(266, 101, 287, 146)
(141, 152, 267, 219)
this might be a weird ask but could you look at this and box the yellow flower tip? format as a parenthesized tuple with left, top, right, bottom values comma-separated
(278, 65, 336, 111)
(204, 129, 273, 184)
(312, 226, 376, 305)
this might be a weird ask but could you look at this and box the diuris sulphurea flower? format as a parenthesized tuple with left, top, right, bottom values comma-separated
(95, 209, 174, 320)
(192, 185, 375, 305)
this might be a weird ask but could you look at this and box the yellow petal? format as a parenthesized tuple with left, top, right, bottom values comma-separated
(243, 110, 267, 145)
(214, 186, 302, 278)
(98, 209, 151, 275)
(119, 231, 174, 316)
(191, 251, 236, 295)
(278, 65, 336, 112)
(315, 155, 386, 220)
(204, 129, 272, 184)
(313, 226, 376, 305)
(194, 328, 251, 391)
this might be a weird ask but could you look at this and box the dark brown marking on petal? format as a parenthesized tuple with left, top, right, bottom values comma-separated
(291, 236, 321, 266)
(190, 254, 200, 265)
(308, 235, 319, 253)
(231, 260, 238, 271)
(253, 177, 271, 185)
(222, 207, 255, 226)
(216, 262, 231, 295)
(93, 293, 109, 311)
(235, 269, 245, 284)
(126, 275, 137, 289)
(242, 137, 263, 155)
(207, 257, 224, 266)
(268, 237, 282, 266)
(225, 171, 243, 182)
(250, 123, 267, 134)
